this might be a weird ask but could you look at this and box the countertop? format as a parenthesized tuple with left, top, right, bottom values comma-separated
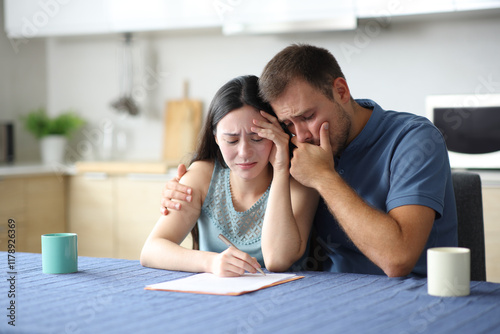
(74, 160, 178, 174)
(1, 163, 499, 186)
(0, 160, 179, 179)
(0, 162, 76, 177)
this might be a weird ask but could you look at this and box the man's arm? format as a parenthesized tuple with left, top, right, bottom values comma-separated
(314, 170, 434, 277)
(290, 122, 434, 277)
(160, 164, 192, 215)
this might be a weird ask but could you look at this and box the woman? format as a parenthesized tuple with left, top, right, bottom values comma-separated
(140, 75, 318, 276)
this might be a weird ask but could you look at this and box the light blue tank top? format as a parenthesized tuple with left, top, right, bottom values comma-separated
(197, 161, 270, 266)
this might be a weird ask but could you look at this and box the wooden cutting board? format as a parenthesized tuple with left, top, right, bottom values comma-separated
(162, 82, 203, 163)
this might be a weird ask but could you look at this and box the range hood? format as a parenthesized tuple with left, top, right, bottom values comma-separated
(221, 0, 357, 35)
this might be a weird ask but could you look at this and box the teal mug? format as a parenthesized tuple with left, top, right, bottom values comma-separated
(41, 233, 78, 274)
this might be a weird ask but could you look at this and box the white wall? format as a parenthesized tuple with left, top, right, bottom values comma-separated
(0, 0, 47, 162)
(3, 5, 500, 162)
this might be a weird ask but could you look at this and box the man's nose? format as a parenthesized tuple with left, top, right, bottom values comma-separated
(295, 123, 313, 143)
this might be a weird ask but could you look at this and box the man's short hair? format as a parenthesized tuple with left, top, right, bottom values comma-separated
(259, 44, 345, 103)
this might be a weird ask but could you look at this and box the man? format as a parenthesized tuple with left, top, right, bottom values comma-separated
(161, 44, 457, 277)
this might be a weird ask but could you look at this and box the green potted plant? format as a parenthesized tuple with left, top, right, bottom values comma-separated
(22, 108, 85, 164)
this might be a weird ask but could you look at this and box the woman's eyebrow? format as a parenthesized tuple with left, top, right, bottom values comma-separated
(222, 131, 259, 136)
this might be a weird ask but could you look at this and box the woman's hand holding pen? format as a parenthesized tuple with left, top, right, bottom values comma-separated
(252, 111, 290, 174)
(210, 247, 262, 277)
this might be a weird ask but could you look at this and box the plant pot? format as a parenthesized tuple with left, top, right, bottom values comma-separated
(40, 135, 67, 165)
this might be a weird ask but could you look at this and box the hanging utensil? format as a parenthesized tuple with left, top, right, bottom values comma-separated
(111, 32, 139, 116)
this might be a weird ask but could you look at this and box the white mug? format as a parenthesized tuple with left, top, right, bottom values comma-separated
(427, 247, 470, 297)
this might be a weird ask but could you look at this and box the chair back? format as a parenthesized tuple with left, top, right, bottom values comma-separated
(452, 171, 486, 281)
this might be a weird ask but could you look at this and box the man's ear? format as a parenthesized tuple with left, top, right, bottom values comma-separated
(333, 77, 351, 104)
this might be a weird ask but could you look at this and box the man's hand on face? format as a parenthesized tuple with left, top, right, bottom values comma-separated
(289, 122, 335, 188)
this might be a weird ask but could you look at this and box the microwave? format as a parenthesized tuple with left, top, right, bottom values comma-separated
(0, 122, 14, 163)
(426, 94, 500, 169)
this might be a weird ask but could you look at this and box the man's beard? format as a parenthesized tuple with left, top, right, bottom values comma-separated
(330, 101, 351, 157)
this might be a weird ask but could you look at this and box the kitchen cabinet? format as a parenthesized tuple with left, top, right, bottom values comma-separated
(6, 0, 500, 39)
(67, 172, 193, 260)
(0, 178, 24, 252)
(108, 0, 219, 32)
(4, 0, 357, 37)
(354, 0, 500, 18)
(67, 174, 114, 258)
(4, 0, 111, 38)
(355, 0, 454, 18)
(3, 0, 220, 38)
(0, 174, 66, 253)
(220, 1, 357, 35)
(115, 176, 170, 259)
(454, 0, 500, 11)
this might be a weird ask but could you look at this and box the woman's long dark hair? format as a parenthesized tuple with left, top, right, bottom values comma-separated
(190, 75, 274, 167)
(190, 75, 274, 249)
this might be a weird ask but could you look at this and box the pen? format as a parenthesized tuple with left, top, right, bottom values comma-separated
(218, 233, 266, 276)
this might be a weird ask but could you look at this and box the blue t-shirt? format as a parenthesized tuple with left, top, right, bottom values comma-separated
(314, 99, 457, 276)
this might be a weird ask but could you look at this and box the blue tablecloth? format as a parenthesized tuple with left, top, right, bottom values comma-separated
(1, 252, 499, 334)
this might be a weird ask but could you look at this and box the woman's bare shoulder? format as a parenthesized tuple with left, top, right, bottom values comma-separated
(186, 160, 214, 177)
(181, 160, 215, 200)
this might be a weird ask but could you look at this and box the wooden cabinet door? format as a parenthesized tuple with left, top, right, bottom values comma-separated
(483, 187, 500, 283)
(0, 175, 65, 253)
(0, 178, 25, 252)
(24, 175, 66, 253)
(67, 174, 114, 258)
(114, 177, 162, 260)
(114, 176, 193, 260)
(67, 173, 193, 260)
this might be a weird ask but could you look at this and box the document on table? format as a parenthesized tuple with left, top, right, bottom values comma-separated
(145, 273, 304, 296)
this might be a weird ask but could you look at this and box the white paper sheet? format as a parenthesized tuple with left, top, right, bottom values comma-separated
(145, 273, 303, 295)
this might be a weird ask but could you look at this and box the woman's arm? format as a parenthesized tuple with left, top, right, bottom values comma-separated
(141, 161, 262, 276)
(262, 175, 319, 272)
(253, 112, 319, 272)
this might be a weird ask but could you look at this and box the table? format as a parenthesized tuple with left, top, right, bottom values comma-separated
(1, 252, 499, 333)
